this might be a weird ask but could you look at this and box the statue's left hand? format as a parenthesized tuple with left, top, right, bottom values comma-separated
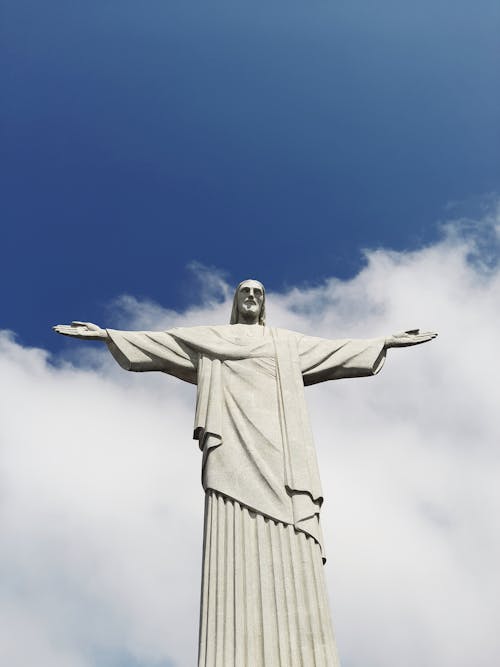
(385, 329, 438, 348)
(52, 321, 109, 341)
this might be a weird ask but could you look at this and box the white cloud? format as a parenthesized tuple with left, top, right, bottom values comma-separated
(1, 209, 499, 666)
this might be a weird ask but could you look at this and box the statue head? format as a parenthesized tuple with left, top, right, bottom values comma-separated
(230, 279, 266, 326)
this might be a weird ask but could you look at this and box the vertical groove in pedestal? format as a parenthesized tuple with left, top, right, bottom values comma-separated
(198, 491, 341, 667)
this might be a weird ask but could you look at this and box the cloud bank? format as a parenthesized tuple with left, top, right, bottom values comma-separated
(1, 208, 499, 667)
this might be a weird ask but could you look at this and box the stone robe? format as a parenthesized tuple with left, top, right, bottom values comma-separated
(106, 324, 386, 558)
(106, 324, 386, 666)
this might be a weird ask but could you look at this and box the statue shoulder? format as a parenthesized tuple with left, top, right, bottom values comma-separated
(168, 324, 227, 335)
(168, 324, 234, 346)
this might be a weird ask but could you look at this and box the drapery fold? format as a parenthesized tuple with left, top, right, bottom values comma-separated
(106, 325, 386, 558)
(198, 491, 341, 667)
(104, 324, 387, 666)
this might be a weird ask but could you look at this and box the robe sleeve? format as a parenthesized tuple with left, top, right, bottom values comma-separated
(106, 329, 198, 384)
(298, 333, 386, 386)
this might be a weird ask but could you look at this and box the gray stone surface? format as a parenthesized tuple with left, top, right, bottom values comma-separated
(54, 279, 436, 666)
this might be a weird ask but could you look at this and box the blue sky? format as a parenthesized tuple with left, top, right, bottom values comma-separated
(2, 0, 498, 349)
(1, 4, 500, 667)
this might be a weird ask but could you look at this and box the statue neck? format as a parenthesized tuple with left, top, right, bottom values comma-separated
(236, 314, 261, 326)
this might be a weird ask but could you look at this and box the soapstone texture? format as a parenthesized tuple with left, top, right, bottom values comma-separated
(53, 280, 437, 667)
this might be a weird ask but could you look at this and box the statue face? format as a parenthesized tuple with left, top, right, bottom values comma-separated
(236, 280, 264, 323)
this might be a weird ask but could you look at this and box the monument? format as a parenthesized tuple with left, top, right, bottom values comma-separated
(54, 279, 437, 667)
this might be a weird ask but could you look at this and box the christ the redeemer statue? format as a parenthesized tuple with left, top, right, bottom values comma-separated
(54, 279, 436, 667)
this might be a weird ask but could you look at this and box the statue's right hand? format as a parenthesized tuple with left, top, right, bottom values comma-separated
(52, 321, 109, 341)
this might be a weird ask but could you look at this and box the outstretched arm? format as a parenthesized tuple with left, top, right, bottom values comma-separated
(53, 321, 198, 383)
(53, 321, 108, 341)
(299, 328, 437, 385)
(384, 329, 438, 348)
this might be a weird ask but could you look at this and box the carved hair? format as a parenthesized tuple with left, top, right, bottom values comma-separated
(230, 280, 266, 326)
